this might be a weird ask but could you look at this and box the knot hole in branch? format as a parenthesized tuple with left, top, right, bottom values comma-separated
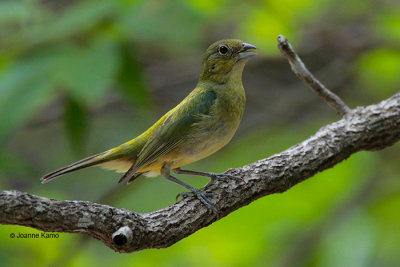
(112, 226, 133, 246)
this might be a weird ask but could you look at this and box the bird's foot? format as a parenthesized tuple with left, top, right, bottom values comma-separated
(176, 190, 217, 214)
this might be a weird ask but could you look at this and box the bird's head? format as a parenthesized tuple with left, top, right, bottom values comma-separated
(200, 39, 257, 84)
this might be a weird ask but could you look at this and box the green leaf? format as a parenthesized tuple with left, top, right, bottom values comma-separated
(50, 40, 119, 103)
(117, 0, 203, 51)
(0, 56, 54, 142)
(117, 45, 152, 109)
(65, 97, 89, 155)
(17, 0, 116, 48)
(0, 37, 118, 143)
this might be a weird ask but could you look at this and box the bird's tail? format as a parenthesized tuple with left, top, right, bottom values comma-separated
(41, 151, 112, 183)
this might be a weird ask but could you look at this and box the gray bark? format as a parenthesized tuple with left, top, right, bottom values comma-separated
(1, 92, 399, 253)
(277, 35, 352, 116)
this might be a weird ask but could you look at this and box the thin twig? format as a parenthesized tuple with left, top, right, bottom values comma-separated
(277, 35, 351, 116)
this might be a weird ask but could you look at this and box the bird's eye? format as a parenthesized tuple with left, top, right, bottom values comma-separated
(219, 46, 228, 55)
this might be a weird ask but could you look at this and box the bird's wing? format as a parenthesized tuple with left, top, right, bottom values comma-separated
(133, 88, 217, 171)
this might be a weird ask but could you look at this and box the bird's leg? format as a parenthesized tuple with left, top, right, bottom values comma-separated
(173, 168, 245, 186)
(161, 165, 218, 214)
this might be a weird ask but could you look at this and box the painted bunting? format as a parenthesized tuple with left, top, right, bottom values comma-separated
(41, 39, 257, 213)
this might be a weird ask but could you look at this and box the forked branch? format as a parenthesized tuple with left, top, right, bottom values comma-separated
(0, 36, 399, 253)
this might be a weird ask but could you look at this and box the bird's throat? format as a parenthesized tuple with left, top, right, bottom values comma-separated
(227, 61, 247, 87)
(200, 61, 247, 86)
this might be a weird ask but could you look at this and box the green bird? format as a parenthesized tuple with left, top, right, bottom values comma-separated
(41, 39, 257, 213)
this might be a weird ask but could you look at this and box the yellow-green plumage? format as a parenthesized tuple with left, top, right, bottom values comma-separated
(41, 39, 256, 188)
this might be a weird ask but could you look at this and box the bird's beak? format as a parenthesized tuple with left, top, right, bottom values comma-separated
(238, 42, 257, 60)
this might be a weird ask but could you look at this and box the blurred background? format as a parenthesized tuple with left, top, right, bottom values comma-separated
(0, 0, 400, 266)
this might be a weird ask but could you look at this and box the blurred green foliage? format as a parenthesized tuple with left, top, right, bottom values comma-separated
(357, 48, 400, 98)
(0, 0, 400, 266)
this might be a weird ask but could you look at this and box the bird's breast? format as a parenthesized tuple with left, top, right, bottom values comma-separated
(172, 88, 245, 165)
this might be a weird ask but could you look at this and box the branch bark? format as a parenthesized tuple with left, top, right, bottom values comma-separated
(1, 36, 400, 253)
(1, 91, 399, 252)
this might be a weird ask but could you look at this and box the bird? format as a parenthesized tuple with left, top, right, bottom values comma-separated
(41, 39, 257, 214)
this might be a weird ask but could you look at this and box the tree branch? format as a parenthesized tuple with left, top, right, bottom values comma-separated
(1, 35, 400, 253)
(1, 91, 399, 252)
(277, 35, 352, 116)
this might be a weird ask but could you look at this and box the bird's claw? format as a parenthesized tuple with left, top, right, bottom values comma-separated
(175, 190, 218, 215)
